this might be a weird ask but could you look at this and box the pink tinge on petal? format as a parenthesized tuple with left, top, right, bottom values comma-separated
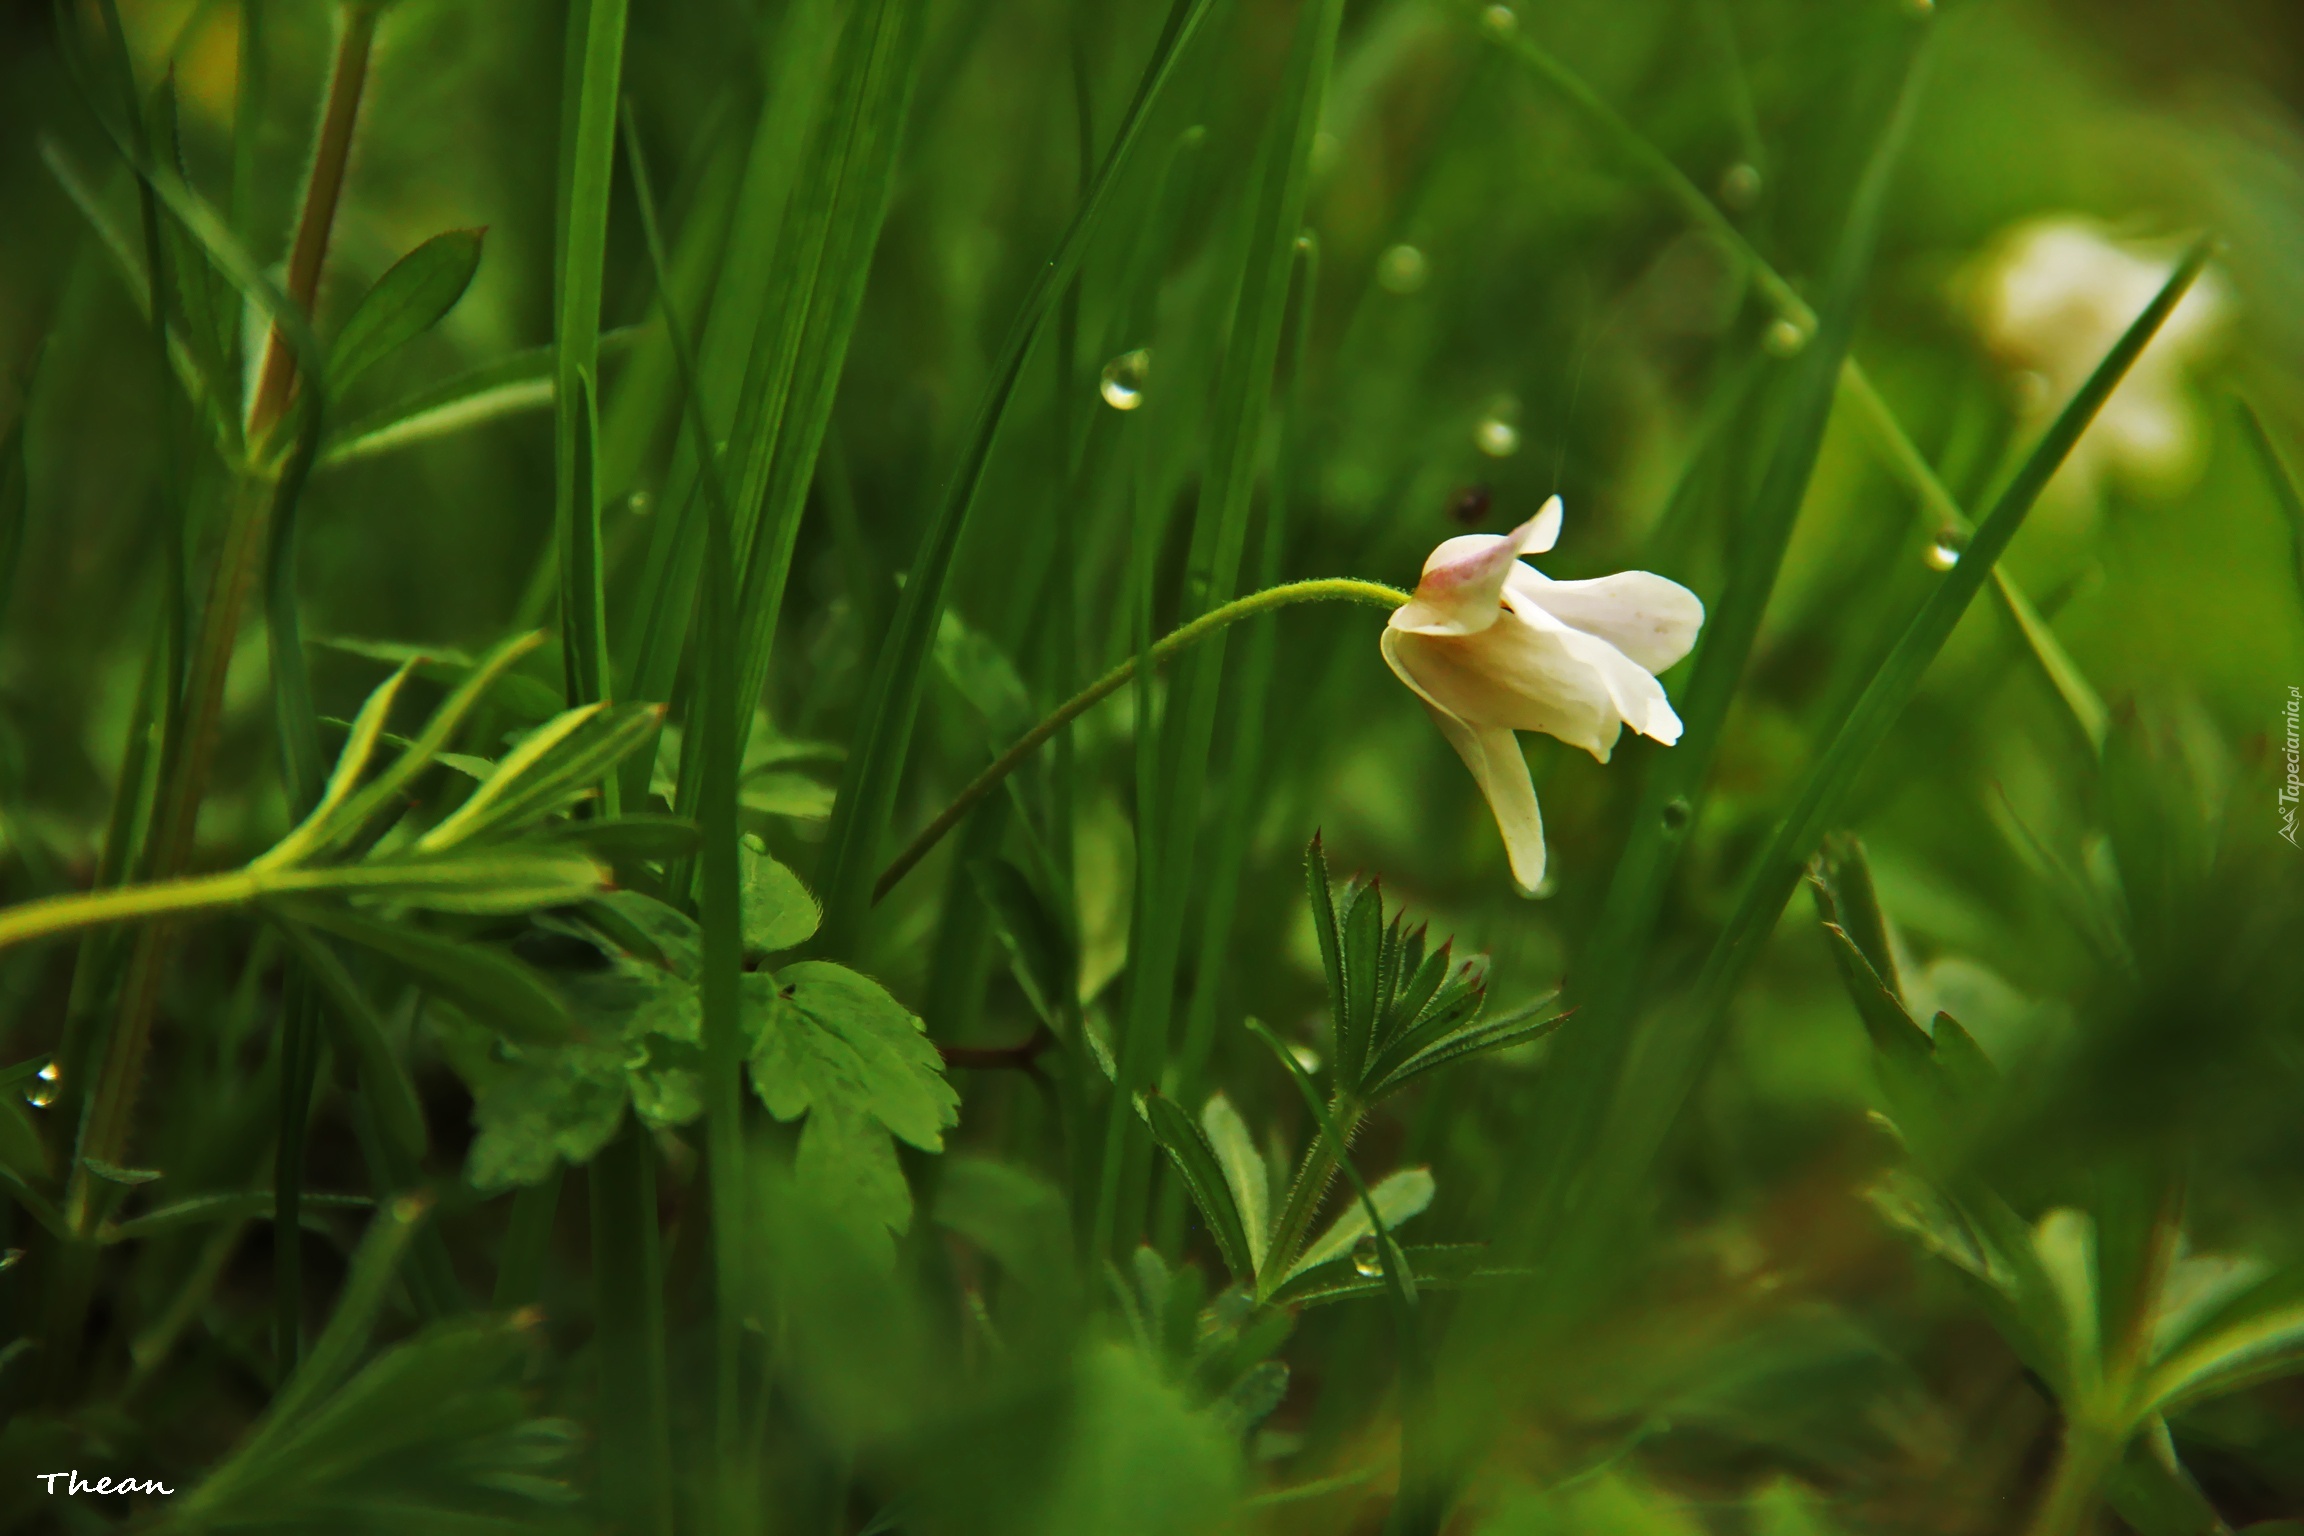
(1389, 499, 1567, 637)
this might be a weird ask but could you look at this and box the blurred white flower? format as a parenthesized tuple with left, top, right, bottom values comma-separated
(1973, 217, 2227, 492)
(1382, 496, 1704, 893)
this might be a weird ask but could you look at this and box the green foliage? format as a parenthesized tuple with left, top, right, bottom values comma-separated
(3, 0, 2301, 1528)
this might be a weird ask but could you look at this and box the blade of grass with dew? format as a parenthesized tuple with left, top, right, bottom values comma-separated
(813, 0, 1217, 958)
(1402, 28, 1938, 1531)
(1841, 363, 2110, 751)
(1495, 21, 1935, 1279)
(1485, 9, 2102, 752)
(1598, 243, 2213, 1195)
(1099, 0, 1344, 1264)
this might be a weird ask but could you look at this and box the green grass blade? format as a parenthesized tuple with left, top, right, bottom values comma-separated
(553, 0, 628, 711)
(812, 0, 1217, 957)
(2238, 396, 2304, 609)
(326, 227, 485, 397)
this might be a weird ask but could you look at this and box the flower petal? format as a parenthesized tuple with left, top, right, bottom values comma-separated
(1382, 632, 1546, 892)
(1388, 611, 1622, 760)
(1507, 566, 1704, 674)
(1388, 497, 1565, 637)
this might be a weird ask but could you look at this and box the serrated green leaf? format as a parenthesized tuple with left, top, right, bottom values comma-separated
(328, 228, 485, 397)
(743, 961, 956, 1235)
(741, 835, 820, 953)
(1289, 1167, 1434, 1280)
(1337, 882, 1383, 1086)
(1368, 1002, 1566, 1098)
(466, 1041, 629, 1190)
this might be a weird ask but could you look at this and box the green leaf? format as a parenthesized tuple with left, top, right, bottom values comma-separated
(1288, 1167, 1434, 1280)
(2144, 1299, 2304, 1418)
(465, 1040, 630, 1190)
(1367, 1003, 1567, 1098)
(1337, 881, 1383, 1087)
(1270, 1243, 1524, 1310)
(743, 960, 957, 1235)
(327, 228, 485, 397)
(1306, 836, 1347, 1040)
(279, 901, 576, 1045)
(270, 917, 431, 1169)
(741, 834, 820, 954)
(1810, 835, 1902, 1001)
(1200, 1093, 1269, 1277)
(417, 701, 665, 850)
(1144, 1093, 1253, 1282)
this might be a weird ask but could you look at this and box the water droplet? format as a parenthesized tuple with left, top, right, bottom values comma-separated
(1764, 317, 1809, 357)
(626, 489, 654, 516)
(1480, 4, 1518, 36)
(1531, 871, 1560, 900)
(1377, 243, 1428, 295)
(1099, 349, 1151, 411)
(25, 1062, 58, 1109)
(1661, 797, 1692, 833)
(1473, 395, 1521, 458)
(0, 1248, 20, 1272)
(1925, 529, 1967, 571)
(1719, 162, 1762, 209)
(1352, 1237, 1384, 1278)
(1288, 1042, 1323, 1075)
(1905, 0, 1934, 14)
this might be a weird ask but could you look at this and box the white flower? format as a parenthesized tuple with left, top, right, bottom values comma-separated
(1973, 217, 2227, 491)
(1382, 496, 1704, 893)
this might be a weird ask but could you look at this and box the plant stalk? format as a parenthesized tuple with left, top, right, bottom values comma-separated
(873, 577, 1407, 904)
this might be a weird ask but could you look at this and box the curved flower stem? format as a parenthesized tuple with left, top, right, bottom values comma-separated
(871, 577, 1407, 905)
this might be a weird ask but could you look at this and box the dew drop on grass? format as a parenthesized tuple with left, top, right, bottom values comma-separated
(1661, 797, 1692, 833)
(1352, 1237, 1383, 1278)
(25, 1062, 58, 1108)
(1377, 244, 1428, 294)
(1480, 4, 1517, 36)
(1764, 317, 1809, 357)
(0, 1248, 21, 1271)
(1099, 349, 1151, 411)
(1719, 162, 1762, 209)
(1289, 1041, 1323, 1075)
(1925, 530, 1967, 571)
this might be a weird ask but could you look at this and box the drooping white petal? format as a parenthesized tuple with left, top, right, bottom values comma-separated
(1389, 499, 1564, 637)
(1507, 565, 1704, 674)
(1381, 630, 1548, 893)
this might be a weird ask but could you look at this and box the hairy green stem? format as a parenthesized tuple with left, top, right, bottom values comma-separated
(1257, 1095, 1363, 1303)
(872, 577, 1407, 904)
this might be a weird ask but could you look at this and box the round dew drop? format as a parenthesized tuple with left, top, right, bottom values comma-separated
(1480, 5, 1518, 36)
(1099, 349, 1151, 411)
(1719, 162, 1762, 209)
(25, 1062, 58, 1108)
(1925, 530, 1966, 571)
(1377, 244, 1429, 295)
(1764, 317, 1809, 357)
(1352, 1237, 1384, 1278)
